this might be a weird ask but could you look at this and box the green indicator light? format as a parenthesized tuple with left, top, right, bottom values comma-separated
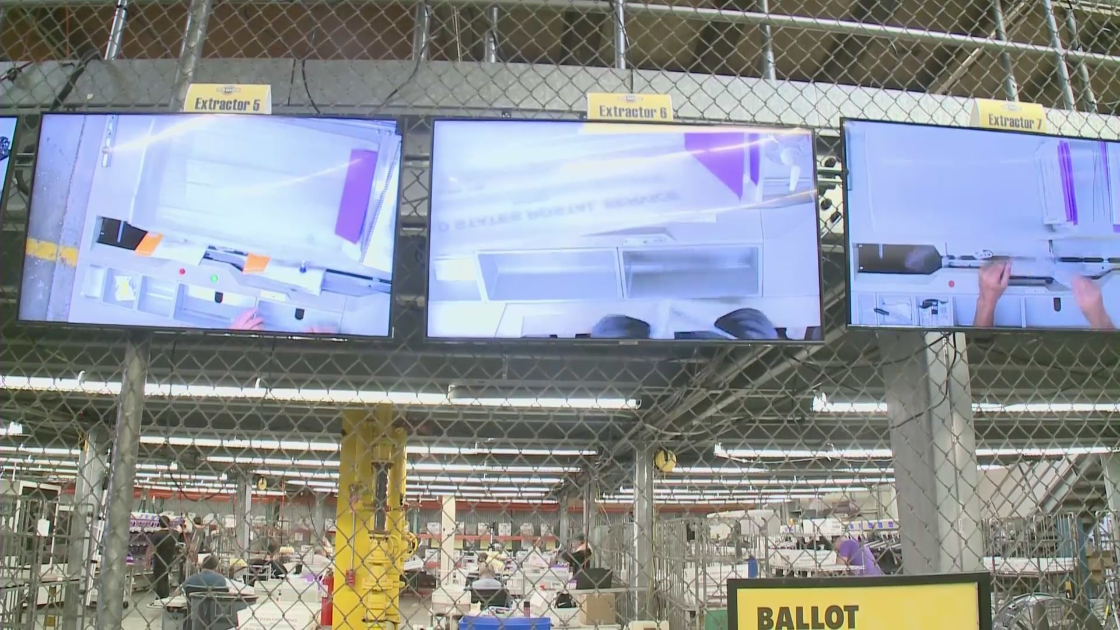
(210, 274, 219, 283)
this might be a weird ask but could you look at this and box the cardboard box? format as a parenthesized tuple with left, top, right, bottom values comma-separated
(576, 592, 617, 626)
(1087, 552, 1114, 572)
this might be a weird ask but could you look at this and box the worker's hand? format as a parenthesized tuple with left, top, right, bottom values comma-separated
(1072, 275, 1114, 329)
(230, 308, 264, 331)
(974, 261, 1010, 327)
(978, 261, 1011, 305)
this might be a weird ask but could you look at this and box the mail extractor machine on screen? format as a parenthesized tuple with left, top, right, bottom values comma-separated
(844, 120, 1120, 330)
(19, 113, 402, 337)
(426, 120, 823, 341)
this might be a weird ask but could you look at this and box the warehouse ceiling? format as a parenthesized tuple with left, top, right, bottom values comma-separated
(0, 0, 1117, 512)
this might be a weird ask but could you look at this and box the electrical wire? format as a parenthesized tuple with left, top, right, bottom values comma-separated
(299, 3, 323, 115)
(371, 2, 430, 116)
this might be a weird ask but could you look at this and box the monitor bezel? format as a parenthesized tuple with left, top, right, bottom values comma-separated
(423, 116, 826, 345)
(15, 111, 405, 341)
(840, 116, 1120, 334)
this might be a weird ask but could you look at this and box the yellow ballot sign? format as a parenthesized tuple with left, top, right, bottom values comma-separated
(587, 92, 673, 122)
(728, 574, 992, 630)
(182, 83, 272, 114)
(969, 98, 1045, 133)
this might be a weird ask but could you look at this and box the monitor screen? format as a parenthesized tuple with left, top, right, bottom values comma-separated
(19, 113, 402, 337)
(0, 117, 15, 201)
(426, 120, 822, 341)
(843, 119, 1120, 331)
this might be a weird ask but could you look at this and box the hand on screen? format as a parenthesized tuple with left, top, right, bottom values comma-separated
(978, 261, 1011, 302)
(974, 261, 1010, 327)
(230, 308, 264, 331)
(305, 325, 338, 335)
(1072, 275, 1114, 330)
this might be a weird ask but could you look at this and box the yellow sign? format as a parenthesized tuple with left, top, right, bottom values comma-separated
(183, 83, 272, 114)
(969, 98, 1046, 133)
(587, 92, 673, 122)
(729, 574, 991, 630)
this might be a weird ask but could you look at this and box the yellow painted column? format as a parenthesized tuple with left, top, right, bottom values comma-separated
(333, 405, 412, 630)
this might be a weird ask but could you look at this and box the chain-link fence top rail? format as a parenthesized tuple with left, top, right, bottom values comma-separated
(1, 0, 1120, 629)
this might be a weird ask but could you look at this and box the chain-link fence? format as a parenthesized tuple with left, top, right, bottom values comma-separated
(1, 0, 1119, 629)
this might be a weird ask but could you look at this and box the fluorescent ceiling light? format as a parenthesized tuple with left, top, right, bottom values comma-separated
(715, 445, 893, 459)
(672, 466, 769, 474)
(976, 446, 1114, 457)
(600, 493, 824, 504)
(207, 455, 580, 474)
(142, 436, 594, 457)
(974, 402, 1120, 413)
(0, 423, 22, 437)
(616, 486, 870, 495)
(813, 393, 1120, 414)
(0, 376, 637, 410)
(0, 445, 80, 457)
(716, 444, 1115, 461)
(657, 477, 892, 486)
(251, 470, 565, 486)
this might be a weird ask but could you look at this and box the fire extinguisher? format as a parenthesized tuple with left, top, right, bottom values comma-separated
(321, 573, 334, 626)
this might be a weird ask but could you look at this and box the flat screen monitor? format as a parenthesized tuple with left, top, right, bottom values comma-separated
(0, 117, 15, 203)
(843, 119, 1120, 331)
(426, 120, 823, 341)
(18, 113, 402, 337)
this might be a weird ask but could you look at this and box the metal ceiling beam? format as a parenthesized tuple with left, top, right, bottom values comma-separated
(1040, 454, 1098, 513)
(2, 1, 1119, 67)
(929, 0, 1028, 97)
(814, 0, 902, 82)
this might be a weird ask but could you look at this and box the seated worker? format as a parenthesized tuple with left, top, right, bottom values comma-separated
(472, 566, 503, 590)
(975, 261, 1115, 329)
(560, 535, 592, 571)
(180, 554, 228, 594)
(262, 552, 288, 580)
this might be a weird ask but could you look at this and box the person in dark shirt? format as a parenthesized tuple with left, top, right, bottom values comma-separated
(147, 516, 180, 599)
(180, 554, 228, 594)
(561, 534, 592, 571)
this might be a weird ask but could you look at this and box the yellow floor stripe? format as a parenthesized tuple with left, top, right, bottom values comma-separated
(25, 238, 79, 266)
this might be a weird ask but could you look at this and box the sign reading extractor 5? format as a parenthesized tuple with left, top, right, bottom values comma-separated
(728, 574, 992, 630)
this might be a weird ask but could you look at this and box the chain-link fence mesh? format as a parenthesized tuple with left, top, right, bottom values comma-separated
(1, 0, 1119, 628)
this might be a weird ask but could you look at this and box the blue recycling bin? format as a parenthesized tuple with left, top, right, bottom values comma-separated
(459, 616, 551, 630)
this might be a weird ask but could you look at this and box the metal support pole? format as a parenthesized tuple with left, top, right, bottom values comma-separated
(438, 495, 457, 587)
(632, 444, 655, 619)
(757, 0, 776, 81)
(1038, 0, 1077, 110)
(612, 0, 627, 70)
(235, 474, 253, 558)
(1063, 8, 1098, 111)
(484, 5, 500, 63)
(1104, 453, 1119, 546)
(64, 425, 110, 630)
(104, 0, 129, 60)
(170, 0, 213, 109)
(880, 332, 983, 574)
(582, 474, 597, 547)
(412, 2, 430, 61)
(95, 336, 149, 630)
(990, 0, 1019, 101)
(558, 493, 571, 548)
